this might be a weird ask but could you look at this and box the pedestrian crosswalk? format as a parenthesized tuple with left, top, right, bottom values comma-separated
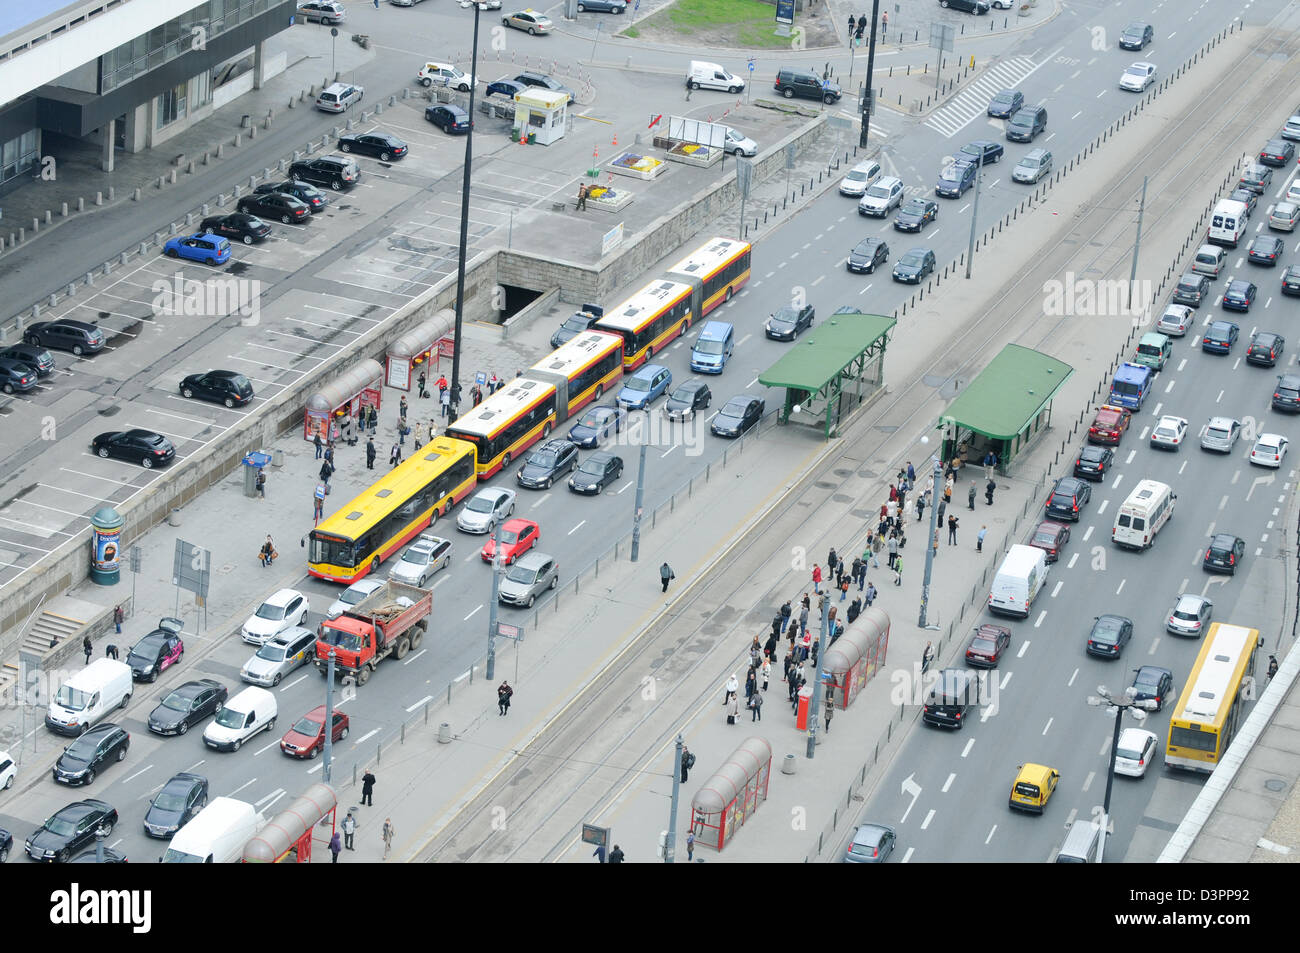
(924, 55, 1046, 139)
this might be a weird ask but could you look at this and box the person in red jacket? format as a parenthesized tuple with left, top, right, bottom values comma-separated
(811, 563, 823, 594)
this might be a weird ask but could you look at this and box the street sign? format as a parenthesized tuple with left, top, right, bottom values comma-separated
(495, 620, 523, 641)
(582, 823, 610, 847)
(737, 157, 754, 198)
(601, 221, 625, 255)
(475, 370, 487, 386)
(747, 57, 755, 72)
(929, 22, 954, 53)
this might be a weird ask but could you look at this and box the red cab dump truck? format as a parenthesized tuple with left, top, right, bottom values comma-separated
(315, 580, 430, 685)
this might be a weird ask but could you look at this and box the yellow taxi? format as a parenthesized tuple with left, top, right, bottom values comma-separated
(1008, 763, 1060, 814)
(502, 9, 553, 33)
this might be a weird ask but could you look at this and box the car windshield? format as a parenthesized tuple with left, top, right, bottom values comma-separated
(153, 791, 187, 812)
(865, 184, 892, 199)
(722, 400, 748, 416)
(902, 199, 928, 214)
(900, 252, 925, 266)
(577, 459, 606, 476)
(695, 339, 725, 355)
(160, 691, 192, 712)
(291, 717, 322, 736)
(845, 169, 868, 182)
(561, 316, 590, 332)
(1116, 741, 1145, 760)
(1255, 440, 1279, 453)
(1032, 530, 1057, 545)
(340, 586, 372, 605)
(1125, 66, 1147, 77)
(854, 242, 878, 255)
(1093, 618, 1123, 638)
(401, 547, 431, 565)
(500, 529, 520, 544)
(670, 386, 698, 401)
(54, 685, 90, 711)
(466, 494, 498, 513)
(45, 815, 78, 837)
(1010, 114, 1031, 127)
(528, 450, 558, 468)
(128, 637, 161, 661)
(213, 707, 246, 728)
(578, 409, 611, 428)
(624, 377, 651, 392)
(1112, 381, 1140, 396)
(772, 307, 798, 323)
(258, 639, 291, 662)
(506, 565, 538, 584)
(970, 637, 997, 652)
(993, 92, 1014, 105)
(255, 602, 287, 621)
(1207, 426, 1231, 439)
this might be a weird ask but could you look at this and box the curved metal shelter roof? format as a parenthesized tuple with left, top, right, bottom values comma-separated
(758, 312, 895, 392)
(939, 343, 1073, 440)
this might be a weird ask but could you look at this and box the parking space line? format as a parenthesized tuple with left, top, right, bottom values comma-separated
(141, 406, 218, 426)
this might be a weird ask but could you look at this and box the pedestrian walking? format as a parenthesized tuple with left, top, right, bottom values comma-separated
(985, 479, 996, 505)
(578, 183, 589, 209)
(968, 481, 977, 510)
(948, 514, 959, 545)
(260, 535, 275, 568)
(894, 554, 903, 586)
(319, 459, 333, 489)
(342, 809, 357, 850)
(824, 700, 833, 733)
(497, 681, 513, 715)
(749, 690, 763, 722)
(366, 437, 377, 469)
(255, 468, 266, 499)
(390, 443, 401, 468)
(436, 374, 448, 397)
(847, 597, 861, 624)
(1268, 655, 1279, 681)
(983, 450, 997, 481)
(906, 460, 916, 485)
(313, 483, 326, 524)
(323, 442, 334, 466)
(684, 75, 693, 100)
(314, 432, 323, 459)
(686, 831, 695, 862)
(921, 641, 934, 674)
(977, 525, 987, 552)
(472, 384, 483, 407)
(866, 580, 878, 606)
(439, 388, 451, 418)
(608, 845, 625, 863)
(417, 372, 428, 399)
(887, 534, 899, 570)
(382, 818, 394, 860)
(916, 492, 926, 522)
(113, 604, 124, 634)
(329, 831, 342, 863)
(761, 657, 771, 691)
(361, 769, 376, 806)
(660, 562, 675, 592)
(82, 635, 93, 664)
(726, 692, 740, 725)
(593, 844, 607, 863)
(839, 576, 850, 602)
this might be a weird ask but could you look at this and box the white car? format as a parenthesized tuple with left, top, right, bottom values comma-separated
(1149, 415, 1187, 449)
(1284, 115, 1300, 142)
(241, 588, 309, 645)
(723, 127, 758, 157)
(1113, 728, 1159, 777)
(1119, 62, 1156, 92)
(416, 62, 477, 91)
(1200, 416, 1240, 453)
(461, 0, 502, 7)
(389, 533, 453, 587)
(240, 627, 317, 687)
(838, 161, 880, 197)
(1250, 432, 1289, 468)
(1287, 179, 1300, 204)
(1166, 593, 1213, 636)
(457, 487, 516, 534)
(1155, 304, 1192, 337)
(0, 749, 14, 791)
(326, 578, 385, 620)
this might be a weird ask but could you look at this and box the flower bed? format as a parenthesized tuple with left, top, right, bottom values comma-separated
(665, 140, 722, 169)
(584, 184, 634, 212)
(607, 151, 668, 180)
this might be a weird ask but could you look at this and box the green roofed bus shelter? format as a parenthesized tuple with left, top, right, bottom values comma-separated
(937, 343, 1073, 474)
(758, 310, 896, 439)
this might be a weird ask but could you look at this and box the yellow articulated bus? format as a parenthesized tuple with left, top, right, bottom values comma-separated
(1165, 622, 1263, 772)
(662, 236, 752, 319)
(307, 437, 477, 584)
(528, 330, 624, 422)
(444, 376, 559, 479)
(594, 279, 694, 371)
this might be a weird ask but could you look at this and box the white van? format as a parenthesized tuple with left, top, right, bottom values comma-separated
(1112, 479, 1175, 550)
(1055, 819, 1103, 862)
(988, 544, 1048, 618)
(687, 61, 745, 93)
(839, 160, 882, 197)
(1208, 199, 1248, 247)
(202, 686, 277, 752)
(45, 658, 133, 736)
(161, 797, 261, 863)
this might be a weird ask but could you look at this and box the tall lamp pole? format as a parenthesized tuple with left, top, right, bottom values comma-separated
(447, 2, 484, 426)
(917, 451, 943, 629)
(1086, 685, 1155, 863)
(859, 0, 882, 148)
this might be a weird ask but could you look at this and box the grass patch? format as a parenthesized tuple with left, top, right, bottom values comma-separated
(623, 0, 794, 49)
(623, 25, 639, 37)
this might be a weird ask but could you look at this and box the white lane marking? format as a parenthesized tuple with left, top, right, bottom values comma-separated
(920, 809, 936, 830)
(1082, 770, 1096, 792)
(1082, 526, 1093, 542)
(985, 826, 997, 845)
(405, 694, 434, 712)
(1068, 668, 1079, 687)
(961, 738, 975, 758)
(1116, 579, 1126, 595)
(1043, 717, 1054, 735)
(942, 772, 956, 793)
(1034, 610, 1047, 628)
(464, 604, 483, 621)
(1051, 580, 1063, 597)
(1067, 553, 1079, 568)
(1017, 642, 1030, 658)
(568, 520, 586, 535)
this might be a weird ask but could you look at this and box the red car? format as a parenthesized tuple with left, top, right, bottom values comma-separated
(1027, 520, 1071, 563)
(1087, 404, 1131, 445)
(280, 706, 349, 759)
(964, 623, 1011, 668)
(480, 518, 540, 565)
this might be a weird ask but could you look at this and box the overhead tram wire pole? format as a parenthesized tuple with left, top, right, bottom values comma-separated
(917, 450, 943, 629)
(1087, 684, 1155, 863)
(447, 1, 484, 427)
(1128, 175, 1148, 311)
(805, 586, 831, 758)
(965, 162, 982, 279)
(859, 0, 882, 149)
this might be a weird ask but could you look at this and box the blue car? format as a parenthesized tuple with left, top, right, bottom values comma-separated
(567, 404, 626, 448)
(1202, 320, 1239, 354)
(1221, 279, 1256, 312)
(164, 233, 231, 266)
(617, 364, 673, 411)
(935, 158, 977, 198)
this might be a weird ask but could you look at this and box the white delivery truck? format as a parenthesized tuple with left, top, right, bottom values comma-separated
(45, 658, 134, 736)
(1207, 199, 1248, 247)
(161, 797, 262, 863)
(687, 61, 745, 93)
(988, 544, 1049, 618)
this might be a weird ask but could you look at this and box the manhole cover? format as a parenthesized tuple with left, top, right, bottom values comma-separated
(857, 469, 878, 479)
(832, 494, 853, 503)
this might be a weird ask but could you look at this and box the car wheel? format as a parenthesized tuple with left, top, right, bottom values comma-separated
(85, 769, 96, 784)
(783, 88, 794, 99)
(418, 575, 427, 588)
(281, 214, 292, 224)
(544, 478, 552, 489)
(223, 396, 236, 408)
(2, 383, 11, 395)
(117, 745, 128, 762)
(340, 142, 351, 153)
(233, 738, 242, 752)
(340, 726, 349, 740)
(823, 93, 836, 104)
(527, 594, 536, 607)
(2, 774, 10, 790)
(179, 719, 191, 735)
(142, 457, 154, 469)
(72, 344, 85, 356)
(421, 77, 432, 87)
(166, 249, 179, 259)
(57, 849, 69, 863)
(528, 26, 536, 34)
(272, 673, 282, 686)
(577, 2, 586, 9)
(729, 85, 740, 93)
(332, 179, 343, 191)
(0, 845, 7, 863)
(309, 745, 320, 759)
(149, 670, 158, 683)
(549, 574, 558, 590)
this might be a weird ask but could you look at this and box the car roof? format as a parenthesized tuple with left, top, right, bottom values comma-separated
(1095, 613, 1129, 625)
(263, 588, 303, 606)
(1156, 415, 1185, 426)
(513, 551, 553, 569)
(162, 772, 206, 789)
(1209, 533, 1239, 546)
(1208, 320, 1236, 331)
(501, 517, 536, 530)
(1174, 593, 1207, 607)
(1117, 727, 1155, 745)
(587, 450, 617, 463)
(535, 438, 571, 453)
(1135, 664, 1171, 679)
(474, 487, 512, 501)
(1206, 416, 1236, 427)
(633, 363, 668, 377)
(676, 379, 709, 392)
(1256, 432, 1285, 443)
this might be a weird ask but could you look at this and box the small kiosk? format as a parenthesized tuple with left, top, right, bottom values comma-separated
(385, 310, 453, 391)
(303, 359, 383, 444)
(689, 737, 773, 852)
(513, 88, 568, 146)
(823, 607, 890, 710)
(242, 783, 337, 863)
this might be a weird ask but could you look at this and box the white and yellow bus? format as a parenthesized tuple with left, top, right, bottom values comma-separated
(663, 236, 752, 319)
(528, 330, 624, 421)
(1165, 622, 1263, 772)
(594, 279, 694, 370)
(445, 377, 558, 479)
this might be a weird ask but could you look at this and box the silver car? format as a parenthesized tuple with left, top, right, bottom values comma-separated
(844, 823, 896, 863)
(498, 552, 559, 608)
(326, 578, 385, 620)
(1156, 304, 1193, 337)
(1166, 594, 1212, 636)
(240, 627, 317, 687)
(723, 126, 757, 157)
(389, 534, 452, 587)
(1200, 416, 1240, 453)
(457, 487, 516, 534)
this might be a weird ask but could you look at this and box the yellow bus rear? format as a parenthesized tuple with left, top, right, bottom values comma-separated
(1165, 622, 1261, 772)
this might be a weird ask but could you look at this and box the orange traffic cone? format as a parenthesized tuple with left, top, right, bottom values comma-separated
(612, 133, 618, 148)
(520, 130, 527, 145)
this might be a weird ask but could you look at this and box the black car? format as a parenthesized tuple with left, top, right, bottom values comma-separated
(68, 847, 127, 863)
(774, 67, 841, 104)
(892, 248, 936, 283)
(125, 620, 183, 682)
(711, 395, 765, 437)
(338, 131, 408, 160)
(91, 429, 176, 468)
(1283, 265, 1300, 297)
(663, 379, 712, 421)
(765, 304, 814, 341)
(236, 191, 310, 224)
(1085, 614, 1133, 658)
(1131, 665, 1174, 712)
(1118, 21, 1153, 50)
(1258, 138, 1295, 167)
(959, 139, 1003, 165)
(0, 357, 37, 394)
(25, 319, 106, 355)
(1248, 235, 1284, 266)
(567, 404, 625, 448)
(516, 438, 579, 489)
(288, 155, 360, 191)
(25, 799, 118, 862)
(143, 772, 209, 838)
(1274, 374, 1300, 411)
(512, 71, 576, 103)
(1073, 445, 1114, 481)
(1171, 273, 1210, 307)
(1239, 163, 1273, 194)
(941, 0, 989, 13)
(487, 79, 527, 98)
(0, 343, 54, 376)
(568, 451, 624, 494)
(1203, 533, 1245, 574)
(148, 678, 228, 736)
(986, 88, 1023, 119)
(847, 238, 889, 273)
(53, 724, 130, 786)
(0, 827, 11, 864)
(895, 198, 938, 232)
(1247, 331, 1284, 367)
(180, 370, 254, 407)
(1045, 476, 1091, 521)
(425, 104, 471, 134)
(199, 212, 272, 244)
(1222, 279, 1256, 311)
(254, 180, 328, 212)
(1229, 187, 1258, 216)
(549, 305, 604, 349)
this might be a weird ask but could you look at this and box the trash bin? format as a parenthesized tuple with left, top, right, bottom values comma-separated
(168, 508, 181, 527)
(782, 753, 797, 775)
(438, 722, 452, 744)
(272, 448, 284, 468)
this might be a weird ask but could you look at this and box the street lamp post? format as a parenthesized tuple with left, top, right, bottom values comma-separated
(485, 519, 505, 680)
(804, 588, 831, 758)
(322, 647, 337, 782)
(859, 0, 882, 149)
(917, 453, 943, 628)
(1086, 685, 1156, 863)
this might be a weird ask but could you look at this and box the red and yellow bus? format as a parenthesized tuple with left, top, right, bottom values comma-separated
(1166, 622, 1262, 772)
(593, 279, 694, 370)
(663, 236, 752, 318)
(444, 377, 558, 479)
(528, 330, 624, 421)
(307, 437, 477, 583)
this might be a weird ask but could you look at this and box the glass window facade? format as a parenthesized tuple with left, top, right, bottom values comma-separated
(155, 81, 187, 130)
(0, 129, 39, 186)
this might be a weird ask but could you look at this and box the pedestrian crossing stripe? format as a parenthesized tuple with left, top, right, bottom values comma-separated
(924, 55, 1047, 139)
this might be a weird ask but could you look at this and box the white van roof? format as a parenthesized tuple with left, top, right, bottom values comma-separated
(226, 685, 274, 711)
(166, 797, 258, 860)
(63, 658, 132, 690)
(1121, 479, 1172, 508)
(998, 544, 1045, 574)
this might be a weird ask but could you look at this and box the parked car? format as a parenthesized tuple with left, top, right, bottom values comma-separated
(287, 155, 360, 191)
(143, 773, 209, 838)
(0, 358, 37, 394)
(338, 131, 408, 160)
(147, 678, 228, 735)
(179, 370, 254, 407)
(480, 518, 540, 564)
(280, 706, 349, 759)
(0, 343, 54, 376)
(53, 724, 129, 786)
(315, 81, 363, 112)
(199, 212, 271, 244)
(125, 619, 184, 682)
(91, 429, 176, 468)
(253, 180, 328, 212)
(25, 319, 105, 355)
(569, 451, 624, 494)
(297, 1, 345, 24)
(236, 191, 310, 224)
(163, 233, 231, 265)
(512, 71, 576, 103)
(425, 103, 471, 134)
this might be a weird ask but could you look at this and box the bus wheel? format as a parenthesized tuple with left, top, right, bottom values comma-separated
(645, 347, 652, 360)
(725, 286, 734, 302)
(371, 557, 380, 575)
(429, 507, 438, 527)
(542, 422, 552, 439)
(595, 383, 604, 399)
(502, 452, 512, 469)
(679, 321, 688, 339)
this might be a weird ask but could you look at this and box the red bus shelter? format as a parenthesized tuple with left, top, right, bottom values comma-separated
(242, 783, 337, 863)
(823, 607, 890, 710)
(689, 737, 772, 852)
